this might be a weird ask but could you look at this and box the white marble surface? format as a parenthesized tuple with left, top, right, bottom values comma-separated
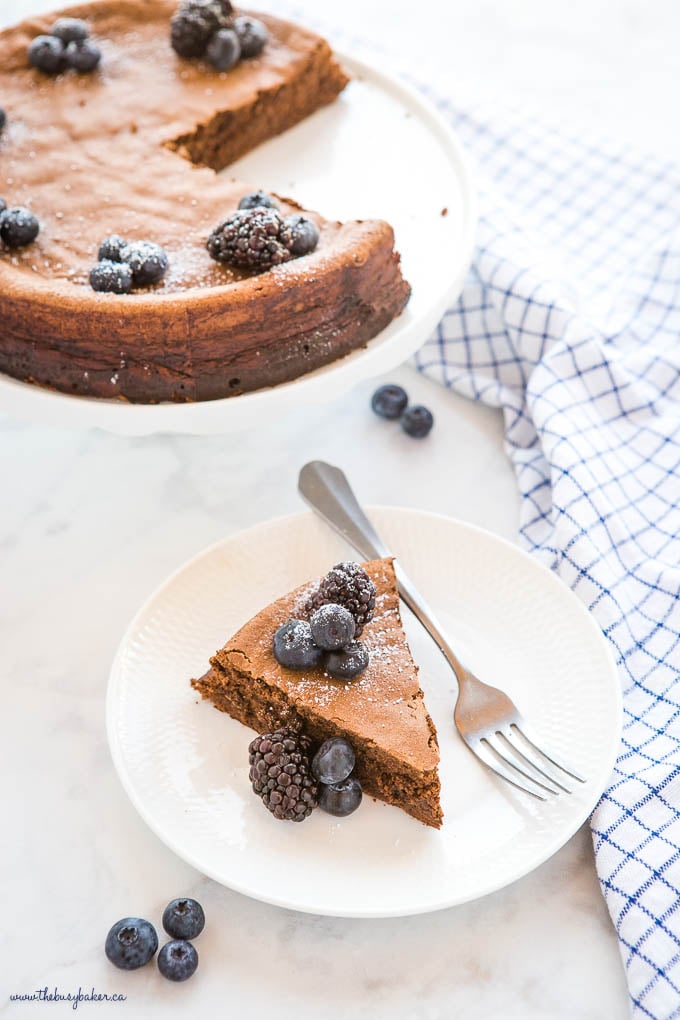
(6, 0, 677, 1015)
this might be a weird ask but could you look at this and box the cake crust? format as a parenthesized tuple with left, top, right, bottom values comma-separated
(0, 1, 411, 402)
(192, 558, 443, 828)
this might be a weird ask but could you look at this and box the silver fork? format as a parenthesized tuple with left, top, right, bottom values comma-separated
(298, 460, 586, 801)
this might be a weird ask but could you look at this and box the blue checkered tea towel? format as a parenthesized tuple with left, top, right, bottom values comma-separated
(414, 97, 680, 1019)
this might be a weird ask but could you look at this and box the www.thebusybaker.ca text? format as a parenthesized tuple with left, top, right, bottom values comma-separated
(9, 986, 127, 1010)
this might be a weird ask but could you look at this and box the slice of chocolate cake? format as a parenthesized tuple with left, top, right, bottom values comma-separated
(192, 557, 443, 828)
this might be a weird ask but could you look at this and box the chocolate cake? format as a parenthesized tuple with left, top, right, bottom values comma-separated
(0, 1, 410, 402)
(192, 558, 443, 828)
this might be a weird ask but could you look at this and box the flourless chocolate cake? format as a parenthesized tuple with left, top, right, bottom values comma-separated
(0, 1, 410, 402)
(192, 558, 443, 828)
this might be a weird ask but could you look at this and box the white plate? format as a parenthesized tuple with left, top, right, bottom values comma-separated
(0, 52, 476, 435)
(107, 507, 621, 917)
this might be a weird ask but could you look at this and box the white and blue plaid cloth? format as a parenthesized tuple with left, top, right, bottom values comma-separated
(415, 97, 680, 1019)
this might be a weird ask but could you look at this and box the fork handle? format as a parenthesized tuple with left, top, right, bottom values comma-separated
(298, 461, 467, 683)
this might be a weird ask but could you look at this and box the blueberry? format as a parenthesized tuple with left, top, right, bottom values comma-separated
(325, 641, 369, 680)
(238, 191, 278, 211)
(162, 898, 205, 941)
(233, 15, 269, 59)
(273, 620, 324, 670)
(310, 604, 355, 651)
(0, 109, 6, 132)
(50, 18, 89, 43)
(401, 405, 434, 439)
(371, 383, 408, 420)
(122, 241, 169, 286)
(312, 737, 356, 785)
(105, 917, 158, 970)
(65, 39, 101, 72)
(285, 214, 319, 257)
(318, 776, 363, 817)
(0, 208, 39, 248)
(28, 35, 66, 74)
(157, 940, 198, 982)
(0, 198, 6, 214)
(206, 28, 241, 71)
(89, 260, 133, 294)
(98, 234, 127, 262)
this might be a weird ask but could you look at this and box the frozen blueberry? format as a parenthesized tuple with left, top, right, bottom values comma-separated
(122, 241, 169, 286)
(206, 28, 241, 71)
(0, 109, 6, 132)
(98, 234, 127, 262)
(50, 18, 89, 43)
(65, 39, 101, 72)
(285, 214, 319, 257)
(0, 207, 39, 248)
(324, 641, 369, 680)
(312, 737, 356, 785)
(273, 620, 324, 670)
(238, 191, 278, 211)
(401, 405, 434, 439)
(89, 260, 133, 294)
(157, 940, 198, 982)
(233, 15, 269, 59)
(310, 604, 355, 651)
(105, 917, 158, 970)
(371, 383, 408, 420)
(162, 898, 205, 941)
(318, 776, 363, 817)
(28, 35, 66, 74)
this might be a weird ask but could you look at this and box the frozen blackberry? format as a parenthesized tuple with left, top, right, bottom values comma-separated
(233, 15, 269, 58)
(28, 34, 66, 74)
(206, 208, 295, 271)
(325, 641, 370, 680)
(50, 18, 89, 43)
(307, 562, 376, 637)
(285, 214, 319, 256)
(0, 208, 39, 248)
(98, 234, 127, 262)
(65, 39, 101, 72)
(90, 260, 133, 294)
(170, 0, 232, 58)
(122, 240, 169, 286)
(248, 727, 318, 822)
(238, 191, 278, 211)
(206, 28, 241, 71)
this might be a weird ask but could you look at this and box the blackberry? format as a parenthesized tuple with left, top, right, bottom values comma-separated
(307, 562, 376, 637)
(238, 191, 278, 211)
(28, 34, 66, 74)
(233, 15, 269, 59)
(248, 727, 318, 822)
(401, 405, 434, 439)
(206, 28, 241, 71)
(50, 18, 89, 43)
(285, 214, 319, 256)
(206, 208, 295, 271)
(0, 207, 40, 248)
(170, 0, 232, 58)
(89, 260, 133, 294)
(65, 39, 101, 72)
(157, 940, 198, 981)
